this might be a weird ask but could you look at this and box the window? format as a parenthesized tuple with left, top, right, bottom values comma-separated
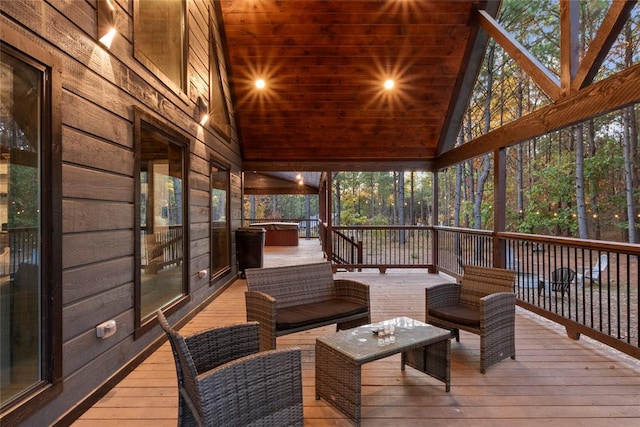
(206, 11, 230, 136)
(210, 161, 230, 280)
(134, 0, 187, 93)
(135, 111, 188, 332)
(0, 44, 60, 414)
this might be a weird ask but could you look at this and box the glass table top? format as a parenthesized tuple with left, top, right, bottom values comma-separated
(316, 316, 450, 362)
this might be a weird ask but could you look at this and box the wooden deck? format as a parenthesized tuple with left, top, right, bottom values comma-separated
(74, 240, 640, 426)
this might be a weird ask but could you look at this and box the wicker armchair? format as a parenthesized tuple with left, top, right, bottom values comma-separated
(425, 265, 516, 373)
(157, 310, 304, 426)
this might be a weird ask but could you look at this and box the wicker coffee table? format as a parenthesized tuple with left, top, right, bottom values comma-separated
(315, 316, 451, 426)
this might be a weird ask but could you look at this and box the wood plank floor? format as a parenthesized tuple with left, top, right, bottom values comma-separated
(74, 240, 640, 426)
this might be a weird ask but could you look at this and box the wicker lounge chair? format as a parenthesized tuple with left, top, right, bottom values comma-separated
(157, 310, 304, 426)
(425, 265, 516, 373)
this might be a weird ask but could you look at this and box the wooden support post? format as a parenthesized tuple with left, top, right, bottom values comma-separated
(430, 172, 439, 274)
(494, 148, 506, 269)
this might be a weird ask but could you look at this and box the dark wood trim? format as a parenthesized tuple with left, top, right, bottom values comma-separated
(213, 0, 244, 148)
(560, 0, 579, 92)
(133, 109, 143, 336)
(326, 171, 333, 262)
(435, 63, 640, 170)
(493, 148, 506, 269)
(430, 172, 439, 274)
(242, 160, 435, 173)
(499, 231, 640, 256)
(47, 34, 64, 404)
(206, 6, 231, 139)
(243, 187, 318, 195)
(209, 155, 232, 284)
(571, 0, 637, 91)
(132, 0, 190, 104)
(437, 1, 500, 156)
(133, 108, 192, 339)
(0, 31, 63, 425)
(477, 10, 562, 100)
(243, 172, 319, 195)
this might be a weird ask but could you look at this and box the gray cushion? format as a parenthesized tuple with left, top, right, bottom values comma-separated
(277, 298, 368, 331)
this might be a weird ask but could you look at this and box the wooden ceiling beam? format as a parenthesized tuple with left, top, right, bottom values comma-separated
(240, 116, 445, 126)
(242, 160, 434, 173)
(477, 9, 562, 101)
(437, 1, 500, 156)
(221, 0, 473, 15)
(571, 0, 637, 91)
(226, 45, 464, 59)
(241, 153, 438, 161)
(560, 0, 579, 92)
(239, 108, 449, 119)
(243, 173, 318, 194)
(223, 12, 470, 26)
(435, 63, 640, 170)
(224, 33, 470, 48)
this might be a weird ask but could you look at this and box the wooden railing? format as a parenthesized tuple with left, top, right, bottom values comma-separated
(435, 226, 493, 276)
(503, 233, 639, 359)
(330, 228, 362, 270)
(0, 227, 40, 277)
(319, 224, 639, 359)
(324, 225, 433, 273)
(141, 226, 183, 274)
(434, 226, 640, 360)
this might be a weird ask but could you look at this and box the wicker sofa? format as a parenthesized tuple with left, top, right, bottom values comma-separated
(245, 261, 371, 351)
(425, 265, 516, 373)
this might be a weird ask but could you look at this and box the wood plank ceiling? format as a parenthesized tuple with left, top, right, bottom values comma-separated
(219, 0, 496, 178)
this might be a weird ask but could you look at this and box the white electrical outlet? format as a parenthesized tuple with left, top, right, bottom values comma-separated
(96, 320, 117, 339)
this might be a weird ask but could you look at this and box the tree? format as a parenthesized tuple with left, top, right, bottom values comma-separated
(575, 124, 588, 239)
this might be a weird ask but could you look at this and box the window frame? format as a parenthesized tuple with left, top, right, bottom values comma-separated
(132, 0, 189, 100)
(206, 5, 231, 138)
(209, 158, 231, 282)
(0, 40, 63, 422)
(133, 108, 190, 338)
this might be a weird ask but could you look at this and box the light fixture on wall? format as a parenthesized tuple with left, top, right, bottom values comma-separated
(197, 96, 211, 126)
(97, 0, 117, 48)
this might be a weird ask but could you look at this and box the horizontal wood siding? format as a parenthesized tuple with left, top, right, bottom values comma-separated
(0, 0, 242, 424)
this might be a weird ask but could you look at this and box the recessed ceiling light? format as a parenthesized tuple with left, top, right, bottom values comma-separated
(255, 79, 266, 89)
(384, 79, 394, 90)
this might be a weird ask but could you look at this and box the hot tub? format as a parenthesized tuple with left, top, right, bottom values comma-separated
(249, 222, 299, 246)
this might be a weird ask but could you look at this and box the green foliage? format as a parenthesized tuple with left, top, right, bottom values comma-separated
(516, 149, 576, 234)
(9, 164, 39, 228)
(339, 209, 368, 226)
(244, 194, 319, 221)
(369, 215, 390, 226)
